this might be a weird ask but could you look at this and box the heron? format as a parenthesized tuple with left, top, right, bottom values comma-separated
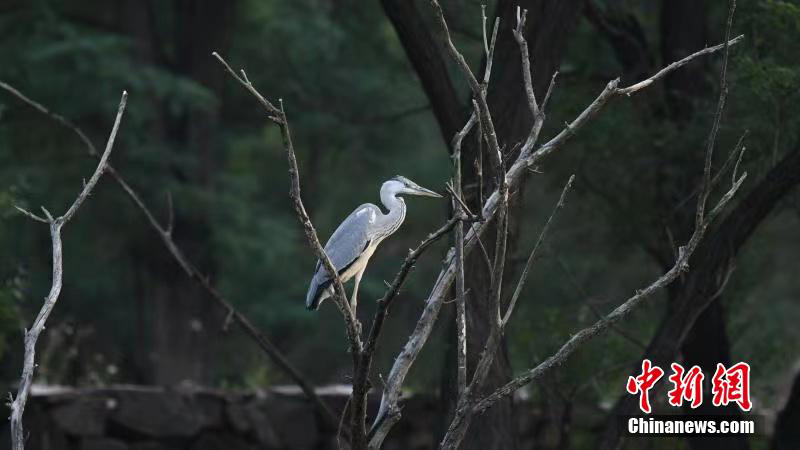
(305, 176, 442, 311)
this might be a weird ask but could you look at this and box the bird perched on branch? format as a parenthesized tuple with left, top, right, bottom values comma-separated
(305, 176, 442, 311)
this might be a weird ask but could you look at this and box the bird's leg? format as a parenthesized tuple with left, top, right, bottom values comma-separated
(351, 270, 364, 312)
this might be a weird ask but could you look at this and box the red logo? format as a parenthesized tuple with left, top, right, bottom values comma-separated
(626, 360, 751, 413)
(711, 362, 752, 411)
(626, 359, 664, 414)
(667, 363, 704, 409)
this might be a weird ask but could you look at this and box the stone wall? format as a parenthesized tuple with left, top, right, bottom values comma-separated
(1, 385, 441, 450)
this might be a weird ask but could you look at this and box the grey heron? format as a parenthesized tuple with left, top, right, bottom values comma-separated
(305, 176, 442, 311)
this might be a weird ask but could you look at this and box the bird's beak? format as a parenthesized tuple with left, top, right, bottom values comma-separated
(412, 185, 443, 198)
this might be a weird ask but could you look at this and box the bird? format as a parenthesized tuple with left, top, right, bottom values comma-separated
(305, 176, 443, 311)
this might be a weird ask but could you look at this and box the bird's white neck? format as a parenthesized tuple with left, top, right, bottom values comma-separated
(380, 183, 405, 212)
(378, 183, 406, 236)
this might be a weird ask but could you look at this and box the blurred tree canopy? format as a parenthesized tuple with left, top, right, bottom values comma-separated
(0, 0, 799, 447)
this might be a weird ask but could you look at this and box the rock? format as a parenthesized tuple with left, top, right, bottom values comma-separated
(190, 432, 259, 450)
(51, 396, 110, 436)
(129, 442, 172, 450)
(262, 395, 318, 450)
(80, 437, 128, 450)
(109, 388, 216, 438)
(225, 401, 251, 434)
(18, 402, 70, 450)
(225, 399, 281, 447)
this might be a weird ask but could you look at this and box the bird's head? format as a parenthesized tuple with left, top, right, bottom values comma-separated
(384, 175, 443, 198)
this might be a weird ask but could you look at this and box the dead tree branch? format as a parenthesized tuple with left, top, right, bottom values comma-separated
(371, 4, 743, 448)
(451, 106, 476, 399)
(8, 91, 127, 450)
(0, 82, 341, 431)
(212, 52, 362, 358)
(440, 172, 574, 449)
(214, 49, 483, 448)
(503, 175, 575, 326)
(474, 0, 743, 417)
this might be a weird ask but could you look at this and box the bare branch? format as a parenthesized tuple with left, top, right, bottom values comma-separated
(696, 0, 737, 227)
(733, 144, 747, 186)
(470, 222, 494, 284)
(451, 102, 476, 399)
(370, 7, 742, 448)
(502, 175, 574, 326)
(472, 173, 744, 413)
(513, 8, 548, 160)
(475, 0, 744, 415)
(368, 7, 500, 446)
(0, 82, 341, 432)
(211, 52, 282, 120)
(513, 7, 540, 118)
(445, 183, 476, 218)
(541, 71, 559, 113)
(165, 191, 175, 236)
(9, 91, 127, 450)
(214, 53, 361, 354)
(362, 216, 463, 447)
(60, 95, 126, 223)
(481, 4, 489, 58)
(616, 35, 744, 97)
(429, 0, 502, 170)
(0, 81, 98, 156)
(531, 35, 743, 165)
(214, 51, 368, 446)
(13, 206, 47, 224)
(364, 216, 463, 359)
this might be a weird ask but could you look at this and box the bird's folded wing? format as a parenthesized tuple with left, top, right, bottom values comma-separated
(313, 204, 376, 279)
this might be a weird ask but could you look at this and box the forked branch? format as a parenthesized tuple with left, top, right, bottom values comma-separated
(8, 92, 127, 450)
(0, 82, 341, 431)
(213, 52, 362, 359)
(372, 4, 745, 449)
(475, 0, 744, 419)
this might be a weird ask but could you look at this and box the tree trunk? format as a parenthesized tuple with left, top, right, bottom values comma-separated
(118, 0, 234, 385)
(383, 1, 583, 447)
(681, 300, 749, 450)
(773, 369, 800, 450)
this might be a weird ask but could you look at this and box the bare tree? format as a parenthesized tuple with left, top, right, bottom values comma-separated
(7, 91, 127, 450)
(429, 1, 744, 448)
(212, 0, 745, 447)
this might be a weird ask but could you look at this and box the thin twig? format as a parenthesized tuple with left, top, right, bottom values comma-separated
(451, 102, 474, 399)
(616, 36, 743, 97)
(445, 183, 475, 218)
(541, 71, 559, 113)
(429, 0, 502, 171)
(696, 0, 736, 227)
(553, 255, 648, 350)
(0, 81, 98, 156)
(470, 222, 494, 283)
(502, 175, 574, 326)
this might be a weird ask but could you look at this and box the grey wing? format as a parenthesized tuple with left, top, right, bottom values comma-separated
(313, 204, 378, 281)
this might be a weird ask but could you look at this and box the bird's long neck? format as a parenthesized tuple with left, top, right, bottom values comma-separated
(378, 187, 406, 238)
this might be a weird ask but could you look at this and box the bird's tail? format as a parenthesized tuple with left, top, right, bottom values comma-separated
(305, 278, 332, 311)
